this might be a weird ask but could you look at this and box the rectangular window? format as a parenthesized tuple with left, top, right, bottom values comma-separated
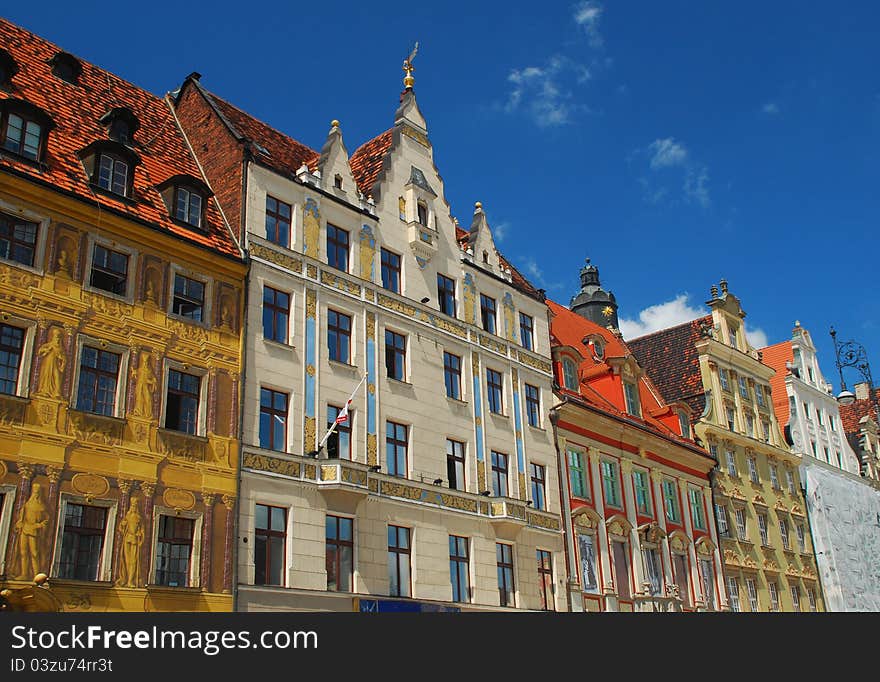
(265, 195, 291, 247)
(786, 469, 796, 494)
(633, 470, 651, 516)
(734, 508, 747, 541)
(726, 407, 736, 431)
(623, 382, 641, 416)
(490, 451, 509, 497)
(779, 518, 790, 550)
(437, 274, 456, 317)
(689, 488, 706, 531)
(496, 543, 515, 607)
(791, 584, 801, 611)
(417, 201, 428, 226)
(644, 547, 662, 596)
(726, 450, 738, 476)
(746, 577, 759, 611)
(57, 503, 107, 580)
(155, 515, 194, 587)
(524, 383, 540, 427)
(326, 224, 349, 272)
(796, 523, 806, 553)
(262, 286, 290, 344)
(380, 248, 401, 293)
(254, 504, 286, 586)
(739, 376, 749, 399)
(328, 309, 352, 364)
(519, 313, 534, 350)
(0, 212, 38, 268)
(530, 463, 546, 510)
(816, 409, 824, 426)
(758, 513, 769, 546)
(568, 450, 588, 499)
(259, 388, 287, 452)
(388, 525, 411, 598)
(678, 411, 690, 437)
(446, 439, 465, 491)
(75, 346, 120, 417)
(673, 553, 690, 608)
(719, 369, 730, 391)
(443, 352, 461, 400)
(601, 460, 621, 508)
(486, 368, 503, 414)
(0, 323, 25, 395)
(748, 456, 759, 483)
(699, 559, 715, 610)
(715, 504, 730, 537)
(768, 581, 779, 611)
(770, 464, 780, 489)
(164, 369, 200, 435)
(3, 113, 43, 160)
(537, 549, 555, 610)
(612, 541, 631, 601)
(326, 405, 352, 460)
(662, 479, 680, 523)
(762, 419, 770, 443)
(97, 154, 128, 196)
(755, 384, 765, 407)
(326, 515, 353, 592)
(172, 274, 205, 322)
(807, 587, 817, 612)
(385, 330, 406, 381)
(174, 187, 202, 228)
(746, 415, 755, 437)
(90, 244, 128, 296)
(578, 533, 599, 593)
(727, 577, 741, 612)
(449, 535, 470, 602)
(385, 421, 408, 478)
(480, 294, 496, 334)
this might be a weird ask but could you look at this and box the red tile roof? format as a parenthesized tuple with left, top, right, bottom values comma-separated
(206, 91, 320, 177)
(454, 225, 541, 299)
(548, 300, 704, 450)
(839, 388, 880, 439)
(0, 18, 239, 258)
(627, 317, 712, 423)
(760, 340, 794, 428)
(350, 129, 393, 199)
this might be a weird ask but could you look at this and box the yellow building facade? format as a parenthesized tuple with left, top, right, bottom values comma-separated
(0, 19, 245, 611)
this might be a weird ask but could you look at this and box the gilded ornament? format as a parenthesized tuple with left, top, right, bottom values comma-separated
(304, 416, 317, 451)
(0, 460, 6, 478)
(306, 290, 317, 319)
(307, 264, 317, 279)
(163, 488, 196, 511)
(358, 225, 375, 282)
(71, 473, 110, 499)
(34, 328, 66, 398)
(116, 497, 145, 588)
(462, 274, 476, 325)
(398, 196, 406, 220)
(250, 243, 302, 273)
(304, 464, 316, 480)
(303, 198, 320, 258)
(477, 460, 486, 492)
(366, 312, 376, 338)
(367, 433, 377, 466)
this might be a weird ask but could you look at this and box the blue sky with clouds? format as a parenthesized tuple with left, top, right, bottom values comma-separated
(5, 1, 879, 388)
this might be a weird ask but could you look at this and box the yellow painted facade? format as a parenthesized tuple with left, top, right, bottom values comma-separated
(0, 175, 245, 611)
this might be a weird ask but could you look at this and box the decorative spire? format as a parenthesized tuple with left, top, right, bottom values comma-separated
(710, 284, 719, 299)
(403, 42, 419, 90)
(719, 278, 728, 294)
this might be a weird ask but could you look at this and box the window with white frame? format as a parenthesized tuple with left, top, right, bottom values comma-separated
(726, 450, 737, 476)
(757, 513, 769, 546)
(786, 469, 796, 494)
(768, 581, 780, 611)
(755, 384, 765, 407)
(662, 479, 680, 523)
(163, 367, 203, 435)
(807, 587, 817, 612)
(74, 345, 122, 417)
(643, 546, 662, 596)
(779, 517, 790, 550)
(746, 577, 759, 611)
(719, 368, 730, 391)
(726, 406, 736, 431)
(633, 469, 651, 516)
(715, 504, 730, 537)
(770, 464, 779, 489)
(562, 358, 578, 391)
(790, 584, 801, 611)
(796, 523, 805, 553)
(54, 499, 114, 581)
(623, 381, 641, 417)
(678, 410, 690, 438)
(748, 456, 759, 483)
(699, 558, 715, 610)
(727, 576, 741, 612)
(734, 508, 747, 541)
(153, 510, 201, 587)
(739, 376, 749, 399)
(689, 487, 706, 531)
(568, 450, 589, 500)
(601, 460, 622, 508)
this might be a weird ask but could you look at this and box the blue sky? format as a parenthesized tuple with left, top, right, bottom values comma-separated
(5, 1, 879, 389)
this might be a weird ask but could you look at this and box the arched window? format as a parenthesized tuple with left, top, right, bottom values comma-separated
(562, 358, 578, 391)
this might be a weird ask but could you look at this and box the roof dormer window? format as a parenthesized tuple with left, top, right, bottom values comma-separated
(156, 175, 212, 231)
(79, 140, 139, 198)
(0, 50, 18, 90)
(1, 99, 53, 162)
(48, 52, 82, 85)
(99, 107, 140, 146)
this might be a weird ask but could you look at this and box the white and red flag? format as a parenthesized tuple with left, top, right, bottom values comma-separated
(318, 373, 368, 449)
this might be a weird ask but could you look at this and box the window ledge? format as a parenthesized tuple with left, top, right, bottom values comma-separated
(83, 283, 133, 305)
(528, 424, 547, 433)
(488, 411, 509, 419)
(446, 396, 469, 406)
(88, 182, 137, 206)
(262, 337, 295, 351)
(157, 427, 208, 443)
(386, 377, 412, 387)
(146, 584, 202, 594)
(0, 147, 47, 170)
(0, 255, 44, 276)
(49, 578, 114, 588)
(328, 359, 359, 371)
(167, 312, 210, 329)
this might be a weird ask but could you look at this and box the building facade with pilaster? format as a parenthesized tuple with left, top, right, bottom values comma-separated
(0, 19, 246, 611)
(629, 281, 824, 612)
(174, 63, 565, 612)
(549, 264, 722, 612)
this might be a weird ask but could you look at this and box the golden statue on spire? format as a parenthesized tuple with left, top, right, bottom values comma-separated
(403, 42, 419, 89)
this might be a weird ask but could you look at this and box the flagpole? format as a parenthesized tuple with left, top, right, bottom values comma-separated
(309, 373, 368, 457)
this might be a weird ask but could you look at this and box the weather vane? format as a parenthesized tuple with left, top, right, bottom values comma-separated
(403, 42, 419, 89)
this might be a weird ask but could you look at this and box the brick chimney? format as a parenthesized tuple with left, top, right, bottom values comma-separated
(855, 382, 871, 400)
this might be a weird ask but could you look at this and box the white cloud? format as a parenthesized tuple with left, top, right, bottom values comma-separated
(684, 165, 711, 208)
(619, 293, 770, 348)
(493, 221, 510, 243)
(762, 102, 780, 115)
(505, 56, 588, 127)
(619, 294, 705, 339)
(520, 257, 564, 292)
(648, 137, 689, 169)
(573, 1, 604, 48)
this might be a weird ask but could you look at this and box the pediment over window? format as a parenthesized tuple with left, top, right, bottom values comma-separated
(605, 513, 632, 538)
(668, 530, 691, 553)
(572, 506, 601, 529)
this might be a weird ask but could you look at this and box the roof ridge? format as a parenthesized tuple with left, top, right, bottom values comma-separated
(351, 128, 394, 158)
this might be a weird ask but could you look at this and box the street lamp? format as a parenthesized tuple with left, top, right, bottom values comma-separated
(829, 326, 875, 406)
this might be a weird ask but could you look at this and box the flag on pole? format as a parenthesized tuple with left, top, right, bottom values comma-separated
(318, 373, 368, 450)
